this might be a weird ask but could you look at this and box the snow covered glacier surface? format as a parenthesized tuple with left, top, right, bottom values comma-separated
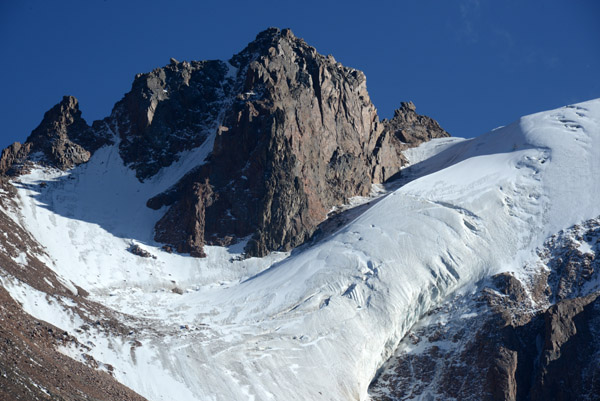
(5, 99, 600, 400)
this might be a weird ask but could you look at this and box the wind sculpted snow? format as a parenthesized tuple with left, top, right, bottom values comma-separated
(2, 99, 600, 400)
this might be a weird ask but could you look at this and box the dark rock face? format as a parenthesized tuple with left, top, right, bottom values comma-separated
(147, 28, 377, 257)
(0, 96, 110, 175)
(480, 220, 600, 401)
(208, 27, 379, 256)
(544, 222, 600, 301)
(475, 287, 600, 401)
(0, 141, 32, 176)
(154, 178, 213, 257)
(531, 293, 600, 401)
(108, 59, 234, 180)
(383, 101, 450, 147)
(147, 28, 448, 257)
(370, 217, 600, 401)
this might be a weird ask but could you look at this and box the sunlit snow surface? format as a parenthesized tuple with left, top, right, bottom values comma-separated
(4, 99, 600, 400)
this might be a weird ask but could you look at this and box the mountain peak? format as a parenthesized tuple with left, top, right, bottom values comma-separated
(1, 28, 449, 258)
(385, 100, 450, 146)
(398, 100, 416, 113)
(144, 28, 449, 257)
(253, 27, 296, 42)
(31, 95, 82, 134)
(0, 95, 101, 175)
(57, 94, 79, 110)
(229, 27, 305, 69)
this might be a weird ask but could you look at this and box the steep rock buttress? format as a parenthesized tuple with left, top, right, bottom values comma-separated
(145, 28, 449, 257)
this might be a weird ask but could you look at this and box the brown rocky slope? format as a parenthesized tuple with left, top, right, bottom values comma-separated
(0, 201, 147, 401)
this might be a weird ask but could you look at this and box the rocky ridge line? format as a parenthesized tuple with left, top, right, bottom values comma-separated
(0, 27, 450, 258)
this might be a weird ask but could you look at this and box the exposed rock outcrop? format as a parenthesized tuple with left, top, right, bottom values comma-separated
(531, 293, 600, 401)
(108, 59, 234, 180)
(147, 28, 449, 257)
(0, 28, 450, 258)
(0, 141, 32, 176)
(370, 101, 450, 182)
(384, 101, 450, 147)
(370, 217, 600, 401)
(0, 96, 110, 175)
(154, 178, 213, 257)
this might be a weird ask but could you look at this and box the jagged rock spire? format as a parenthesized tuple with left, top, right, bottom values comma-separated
(0, 95, 109, 175)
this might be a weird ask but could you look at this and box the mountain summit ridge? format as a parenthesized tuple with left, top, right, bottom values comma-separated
(1, 27, 449, 257)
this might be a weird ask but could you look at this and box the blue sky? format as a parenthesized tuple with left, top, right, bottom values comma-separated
(1, 0, 598, 149)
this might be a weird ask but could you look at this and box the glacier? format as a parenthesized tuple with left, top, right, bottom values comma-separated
(2, 99, 599, 400)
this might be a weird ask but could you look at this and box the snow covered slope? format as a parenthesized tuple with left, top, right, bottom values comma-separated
(2, 99, 599, 400)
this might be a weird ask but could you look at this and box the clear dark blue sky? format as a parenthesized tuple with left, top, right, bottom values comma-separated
(1, 0, 599, 149)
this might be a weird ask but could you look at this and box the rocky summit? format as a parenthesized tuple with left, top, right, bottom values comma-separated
(1, 27, 449, 258)
(146, 27, 449, 257)
(0, 95, 111, 176)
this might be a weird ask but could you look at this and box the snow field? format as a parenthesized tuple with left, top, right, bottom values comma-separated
(2, 99, 599, 400)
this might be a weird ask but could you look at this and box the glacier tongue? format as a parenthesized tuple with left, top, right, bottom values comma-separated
(4, 99, 600, 400)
